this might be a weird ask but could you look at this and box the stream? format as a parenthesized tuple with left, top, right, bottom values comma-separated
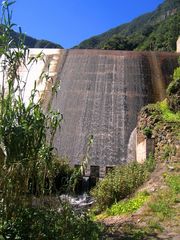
(60, 193, 94, 210)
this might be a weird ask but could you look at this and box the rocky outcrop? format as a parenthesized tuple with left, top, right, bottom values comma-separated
(137, 105, 180, 163)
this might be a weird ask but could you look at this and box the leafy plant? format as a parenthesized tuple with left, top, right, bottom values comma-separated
(91, 156, 155, 212)
(143, 127, 152, 138)
(0, 1, 102, 239)
(0, 0, 64, 222)
(0, 205, 101, 240)
(146, 99, 180, 122)
(107, 191, 149, 216)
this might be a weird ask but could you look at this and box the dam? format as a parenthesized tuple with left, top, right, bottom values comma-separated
(1, 49, 179, 177)
(48, 49, 179, 177)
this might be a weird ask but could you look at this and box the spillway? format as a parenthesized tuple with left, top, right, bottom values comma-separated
(48, 50, 179, 176)
(1, 49, 179, 177)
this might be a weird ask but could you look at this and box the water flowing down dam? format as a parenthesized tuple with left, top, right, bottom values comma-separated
(48, 50, 179, 177)
(3, 49, 178, 177)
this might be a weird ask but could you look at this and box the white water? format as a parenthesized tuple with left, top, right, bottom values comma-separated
(60, 193, 94, 209)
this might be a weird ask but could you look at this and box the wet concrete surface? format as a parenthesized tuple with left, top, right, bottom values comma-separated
(50, 50, 179, 174)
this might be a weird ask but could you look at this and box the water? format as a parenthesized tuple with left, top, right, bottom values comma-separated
(60, 193, 94, 210)
(50, 50, 178, 173)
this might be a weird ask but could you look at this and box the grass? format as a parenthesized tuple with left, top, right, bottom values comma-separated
(95, 191, 150, 220)
(150, 198, 173, 219)
(148, 221, 164, 232)
(103, 222, 159, 240)
(165, 174, 180, 194)
(106, 191, 150, 216)
(161, 144, 176, 161)
(149, 173, 180, 220)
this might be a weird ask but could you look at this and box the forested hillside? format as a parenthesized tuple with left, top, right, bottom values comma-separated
(0, 26, 63, 49)
(75, 0, 180, 51)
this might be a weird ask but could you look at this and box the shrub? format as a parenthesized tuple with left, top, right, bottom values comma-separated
(143, 127, 152, 138)
(91, 156, 155, 212)
(141, 99, 180, 123)
(0, 205, 101, 240)
(156, 100, 180, 122)
(145, 153, 156, 172)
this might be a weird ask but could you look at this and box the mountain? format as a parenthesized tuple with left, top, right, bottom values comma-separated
(11, 30, 63, 49)
(0, 26, 63, 49)
(74, 0, 180, 51)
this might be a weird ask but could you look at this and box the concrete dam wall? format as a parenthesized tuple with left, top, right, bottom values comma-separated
(2, 49, 178, 177)
(48, 50, 179, 176)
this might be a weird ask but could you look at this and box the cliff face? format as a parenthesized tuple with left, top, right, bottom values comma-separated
(49, 50, 179, 174)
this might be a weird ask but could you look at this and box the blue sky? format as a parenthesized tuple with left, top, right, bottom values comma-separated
(11, 0, 164, 48)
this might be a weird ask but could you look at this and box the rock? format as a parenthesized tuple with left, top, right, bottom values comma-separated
(168, 165, 175, 171)
(168, 139, 172, 143)
(172, 236, 180, 240)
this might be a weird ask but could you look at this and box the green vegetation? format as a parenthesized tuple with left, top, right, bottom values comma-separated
(149, 186, 177, 220)
(167, 59, 180, 112)
(0, 25, 62, 49)
(0, 1, 101, 239)
(107, 191, 149, 216)
(0, 0, 64, 213)
(100, 40, 180, 238)
(141, 99, 180, 123)
(165, 174, 180, 193)
(143, 127, 152, 138)
(157, 99, 180, 122)
(102, 36, 133, 50)
(91, 155, 155, 212)
(138, 13, 180, 51)
(161, 144, 176, 161)
(75, 0, 180, 51)
(103, 171, 180, 239)
(0, 205, 101, 240)
(141, 58, 180, 123)
(143, 171, 180, 234)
